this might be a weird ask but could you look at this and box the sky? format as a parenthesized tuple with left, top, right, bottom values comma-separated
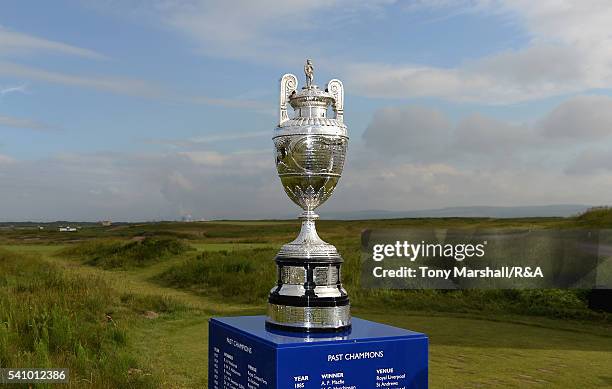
(1, 0, 612, 221)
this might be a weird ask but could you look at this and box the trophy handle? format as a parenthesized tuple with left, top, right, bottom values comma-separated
(327, 79, 344, 123)
(279, 74, 298, 126)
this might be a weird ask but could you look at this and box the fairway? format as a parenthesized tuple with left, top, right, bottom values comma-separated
(3, 226, 611, 388)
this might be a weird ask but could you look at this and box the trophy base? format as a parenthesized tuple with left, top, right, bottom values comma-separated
(267, 257, 351, 332)
(266, 302, 351, 333)
(266, 212, 351, 332)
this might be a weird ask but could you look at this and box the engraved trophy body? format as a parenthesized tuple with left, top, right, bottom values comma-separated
(267, 60, 351, 332)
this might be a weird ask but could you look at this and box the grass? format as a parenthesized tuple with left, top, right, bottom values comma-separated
(153, 242, 604, 322)
(3, 241, 611, 388)
(56, 237, 193, 269)
(154, 248, 277, 304)
(358, 310, 612, 388)
(0, 248, 163, 388)
(1, 208, 612, 387)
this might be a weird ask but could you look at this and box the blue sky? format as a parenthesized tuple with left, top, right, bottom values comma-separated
(1, 1, 612, 221)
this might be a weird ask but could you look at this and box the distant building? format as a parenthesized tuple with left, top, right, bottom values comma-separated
(100, 220, 112, 226)
(58, 226, 77, 232)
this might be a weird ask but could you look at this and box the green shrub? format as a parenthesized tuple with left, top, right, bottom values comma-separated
(155, 248, 276, 304)
(119, 292, 188, 314)
(575, 206, 612, 227)
(57, 237, 193, 269)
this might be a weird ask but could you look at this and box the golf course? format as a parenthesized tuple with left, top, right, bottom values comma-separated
(1, 213, 611, 388)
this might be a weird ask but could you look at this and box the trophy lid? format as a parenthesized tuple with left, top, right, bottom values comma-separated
(276, 60, 347, 136)
(289, 85, 334, 110)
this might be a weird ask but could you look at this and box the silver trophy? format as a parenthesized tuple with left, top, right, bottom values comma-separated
(267, 60, 350, 332)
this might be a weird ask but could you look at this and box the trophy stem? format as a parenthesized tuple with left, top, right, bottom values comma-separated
(299, 209, 318, 220)
(293, 210, 324, 247)
(274, 210, 340, 260)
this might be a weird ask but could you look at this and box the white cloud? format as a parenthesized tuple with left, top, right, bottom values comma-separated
(0, 60, 267, 109)
(178, 151, 229, 166)
(361, 95, 612, 192)
(0, 150, 286, 221)
(346, 45, 608, 104)
(538, 95, 612, 140)
(0, 27, 107, 59)
(0, 114, 50, 131)
(0, 60, 164, 98)
(453, 113, 533, 155)
(2, 109, 612, 221)
(346, 62, 507, 102)
(81, 1, 612, 103)
(160, 0, 338, 62)
(495, 1, 612, 47)
(148, 131, 270, 148)
(362, 105, 539, 165)
(346, 1, 612, 103)
(190, 131, 269, 144)
(362, 105, 451, 159)
(0, 26, 264, 108)
(565, 149, 612, 176)
(185, 96, 272, 112)
(93, 0, 393, 65)
(0, 154, 14, 164)
(0, 84, 27, 95)
(0, 26, 165, 99)
(337, 150, 612, 212)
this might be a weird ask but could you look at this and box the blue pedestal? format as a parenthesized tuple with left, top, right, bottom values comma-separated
(208, 315, 428, 388)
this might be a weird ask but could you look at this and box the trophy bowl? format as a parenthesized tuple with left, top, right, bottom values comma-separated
(274, 129, 347, 212)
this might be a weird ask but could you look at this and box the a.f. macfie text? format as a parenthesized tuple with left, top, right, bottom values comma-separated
(372, 240, 487, 262)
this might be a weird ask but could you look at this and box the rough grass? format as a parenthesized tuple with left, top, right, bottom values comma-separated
(337, 243, 606, 321)
(154, 248, 277, 304)
(56, 237, 193, 269)
(0, 248, 163, 388)
(576, 206, 612, 227)
(151, 244, 606, 321)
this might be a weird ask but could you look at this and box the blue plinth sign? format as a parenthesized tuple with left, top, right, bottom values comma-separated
(208, 316, 428, 388)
